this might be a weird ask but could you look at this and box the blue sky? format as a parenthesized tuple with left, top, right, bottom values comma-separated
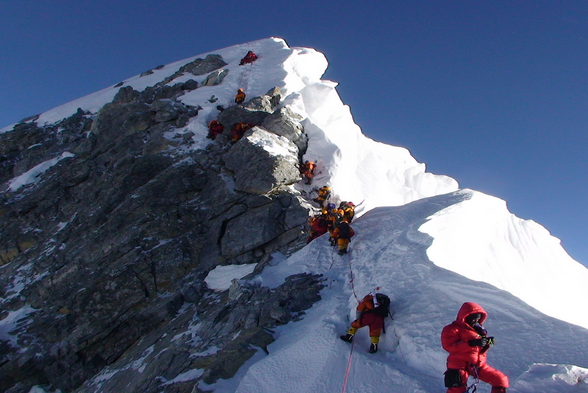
(2, 1, 588, 265)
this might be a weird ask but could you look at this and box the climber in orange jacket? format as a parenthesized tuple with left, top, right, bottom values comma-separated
(340, 292, 390, 353)
(235, 88, 246, 105)
(441, 302, 509, 393)
(313, 186, 331, 208)
(300, 160, 316, 185)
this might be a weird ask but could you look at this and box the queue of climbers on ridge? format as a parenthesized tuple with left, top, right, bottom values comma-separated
(307, 190, 356, 255)
(205, 51, 259, 142)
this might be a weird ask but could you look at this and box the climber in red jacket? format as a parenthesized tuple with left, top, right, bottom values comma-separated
(441, 302, 509, 393)
(239, 51, 258, 65)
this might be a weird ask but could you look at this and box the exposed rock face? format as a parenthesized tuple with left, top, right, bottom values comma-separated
(262, 106, 308, 156)
(201, 69, 229, 86)
(0, 57, 318, 392)
(223, 127, 301, 194)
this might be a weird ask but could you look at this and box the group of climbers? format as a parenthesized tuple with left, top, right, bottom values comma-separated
(207, 120, 253, 142)
(307, 199, 356, 255)
(205, 51, 259, 142)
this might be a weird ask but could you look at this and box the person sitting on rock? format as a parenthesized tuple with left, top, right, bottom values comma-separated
(331, 219, 354, 254)
(300, 160, 317, 185)
(231, 122, 253, 143)
(235, 88, 246, 105)
(207, 120, 224, 140)
(239, 51, 258, 65)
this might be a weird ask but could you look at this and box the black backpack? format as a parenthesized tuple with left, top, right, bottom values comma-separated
(337, 221, 351, 238)
(373, 293, 391, 318)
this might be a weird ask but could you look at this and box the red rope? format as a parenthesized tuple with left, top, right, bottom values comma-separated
(348, 261, 360, 302)
(341, 338, 355, 393)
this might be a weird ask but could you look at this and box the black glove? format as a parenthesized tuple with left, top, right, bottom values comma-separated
(468, 337, 490, 347)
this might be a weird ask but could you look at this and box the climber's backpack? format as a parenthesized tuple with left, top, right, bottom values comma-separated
(338, 221, 351, 238)
(373, 293, 391, 318)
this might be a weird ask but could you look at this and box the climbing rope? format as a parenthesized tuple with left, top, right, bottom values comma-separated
(348, 258, 360, 302)
(340, 338, 355, 393)
(328, 246, 337, 270)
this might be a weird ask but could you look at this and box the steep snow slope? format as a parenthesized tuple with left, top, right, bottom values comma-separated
(421, 190, 588, 329)
(211, 191, 588, 393)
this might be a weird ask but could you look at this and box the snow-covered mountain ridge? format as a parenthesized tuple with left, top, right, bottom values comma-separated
(1, 37, 587, 392)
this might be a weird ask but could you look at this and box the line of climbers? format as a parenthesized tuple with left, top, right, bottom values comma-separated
(206, 51, 259, 143)
(339, 297, 508, 392)
(307, 197, 356, 255)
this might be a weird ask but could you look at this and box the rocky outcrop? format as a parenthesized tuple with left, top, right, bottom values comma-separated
(262, 106, 308, 156)
(223, 127, 301, 194)
(158, 54, 227, 87)
(201, 69, 229, 86)
(76, 273, 324, 393)
(0, 62, 316, 392)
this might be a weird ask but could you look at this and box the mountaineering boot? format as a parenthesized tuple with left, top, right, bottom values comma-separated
(340, 333, 354, 343)
(369, 343, 378, 353)
(490, 388, 507, 393)
(338, 249, 347, 255)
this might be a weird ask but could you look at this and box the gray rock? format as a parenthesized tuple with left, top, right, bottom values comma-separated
(217, 103, 271, 131)
(223, 127, 301, 194)
(262, 106, 307, 155)
(202, 69, 229, 86)
(0, 80, 317, 393)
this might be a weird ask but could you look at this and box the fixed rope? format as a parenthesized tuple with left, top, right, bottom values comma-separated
(340, 338, 355, 393)
(348, 258, 360, 302)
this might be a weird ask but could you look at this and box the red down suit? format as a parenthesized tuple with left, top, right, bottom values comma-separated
(441, 302, 508, 393)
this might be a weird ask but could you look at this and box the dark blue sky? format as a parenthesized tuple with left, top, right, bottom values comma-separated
(2, 1, 588, 265)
